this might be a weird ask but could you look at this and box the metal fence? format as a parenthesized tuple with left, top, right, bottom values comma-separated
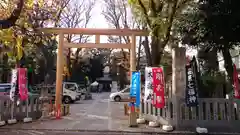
(140, 98, 240, 131)
(0, 96, 42, 122)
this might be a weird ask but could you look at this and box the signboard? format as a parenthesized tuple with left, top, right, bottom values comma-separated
(10, 69, 18, 101)
(144, 67, 153, 103)
(18, 68, 28, 101)
(185, 58, 198, 107)
(152, 67, 165, 108)
(130, 71, 141, 107)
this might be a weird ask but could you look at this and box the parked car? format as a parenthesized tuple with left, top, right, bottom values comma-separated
(33, 82, 82, 104)
(62, 82, 82, 103)
(0, 83, 11, 99)
(109, 87, 130, 102)
(48, 82, 82, 104)
(0, 83, 39, 106)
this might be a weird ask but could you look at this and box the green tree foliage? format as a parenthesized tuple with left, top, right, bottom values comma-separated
(0, 0, 69, 83)
(128, 0, 192, 66)
(178, 0, 240, 85)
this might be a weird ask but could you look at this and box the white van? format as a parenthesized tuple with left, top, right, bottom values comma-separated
(49, 82, 83, 104)
(61, 82, 83, 104)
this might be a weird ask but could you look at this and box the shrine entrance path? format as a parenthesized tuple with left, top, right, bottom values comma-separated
(0, 93, 163, 133)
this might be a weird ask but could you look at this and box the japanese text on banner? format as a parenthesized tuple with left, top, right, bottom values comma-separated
(130, 71, 141, 107)
(185, 64, 198, 107)
(152, 67, 165, 108)
(10, 69, 18, 101)
(144, 67, 153, 103)
(18, 68, 28, 101)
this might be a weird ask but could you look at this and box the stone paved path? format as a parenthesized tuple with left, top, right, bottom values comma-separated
(0, 93, 236, 135)
(0, 93, 162, 132)
(0, 129, 199, 135)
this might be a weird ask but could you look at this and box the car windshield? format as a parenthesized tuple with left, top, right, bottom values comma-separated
(0, 84, 11, 88)
(65, 83, 77, 91)
(120, 87, 130, 93)
(0, 84, 11, 92)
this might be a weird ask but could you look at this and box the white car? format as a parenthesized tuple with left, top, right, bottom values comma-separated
(109, 87, 130, 102)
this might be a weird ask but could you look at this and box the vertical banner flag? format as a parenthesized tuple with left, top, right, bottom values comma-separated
(185, 56, 199, 107)
(152, 67, 165, 108)
(10, 69, 18, 101)
(18, 68, 28, 101)
(130, 71, 141, 107)
(233, 64, 240, 99)
(144, 67, 153, 103)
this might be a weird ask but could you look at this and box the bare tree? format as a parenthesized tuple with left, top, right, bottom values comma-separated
(102, 0, 137, 69)
(60, 0, 95, 77)
(102, 0, 152, 69)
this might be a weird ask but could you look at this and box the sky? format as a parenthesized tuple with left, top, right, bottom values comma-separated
(87, 0, 197, 56)
(85, 0, 109, 43)
(88, 0, 108, 29)
(62, 0, 197, 56)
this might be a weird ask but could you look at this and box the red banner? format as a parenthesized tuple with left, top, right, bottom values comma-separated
(233, 64, 240, 99)
(18, 68, 28, 101)
(152, 67, 165, 108)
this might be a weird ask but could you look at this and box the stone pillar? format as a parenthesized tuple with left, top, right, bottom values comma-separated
(40, 74, 50, 120)
(171, 47, 186, 129)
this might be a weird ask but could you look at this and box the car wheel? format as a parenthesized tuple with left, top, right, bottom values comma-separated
(63, 96, 72, 104)
(114, 96, 121, 102)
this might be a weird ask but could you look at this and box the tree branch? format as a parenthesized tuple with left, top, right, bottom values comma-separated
(0, 0, 24, 29)
(162, 1, 178, 45)
(137, 0, 152, 28)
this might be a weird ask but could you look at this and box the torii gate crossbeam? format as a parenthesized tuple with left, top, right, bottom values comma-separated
(39, 28, 149, 127)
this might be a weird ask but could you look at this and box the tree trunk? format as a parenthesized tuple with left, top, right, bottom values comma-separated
(136, 36, 142, 70)
(197, 47, 221, 98)
(143, 36, 152, 66)
(151, 36, 164, 66)
(198, 47, 219, 73)
(222, 47, 234, 85)
(2, 54, 9, 82)
(66, 48, 71, 81)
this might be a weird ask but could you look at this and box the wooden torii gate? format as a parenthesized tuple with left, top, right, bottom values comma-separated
(39, 28, 149, 126)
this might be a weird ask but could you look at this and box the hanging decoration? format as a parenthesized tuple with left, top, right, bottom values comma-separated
(185, 56, 199, 107)
(18, 68, 28, 101)
(152, 67, 165, 108)
(129, 71, 141, 107)
(144, 67, 153, 103)
(233, 64, 240, 99)
(10, 69, 18, 101)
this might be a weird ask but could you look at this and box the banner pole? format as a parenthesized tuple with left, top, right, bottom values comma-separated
(11, 103, 14, 120)
(26, 98, 29, 118)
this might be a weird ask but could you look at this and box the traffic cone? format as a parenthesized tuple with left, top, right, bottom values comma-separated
(130, 104, 135, 113)
(56, 104, 61, 119)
